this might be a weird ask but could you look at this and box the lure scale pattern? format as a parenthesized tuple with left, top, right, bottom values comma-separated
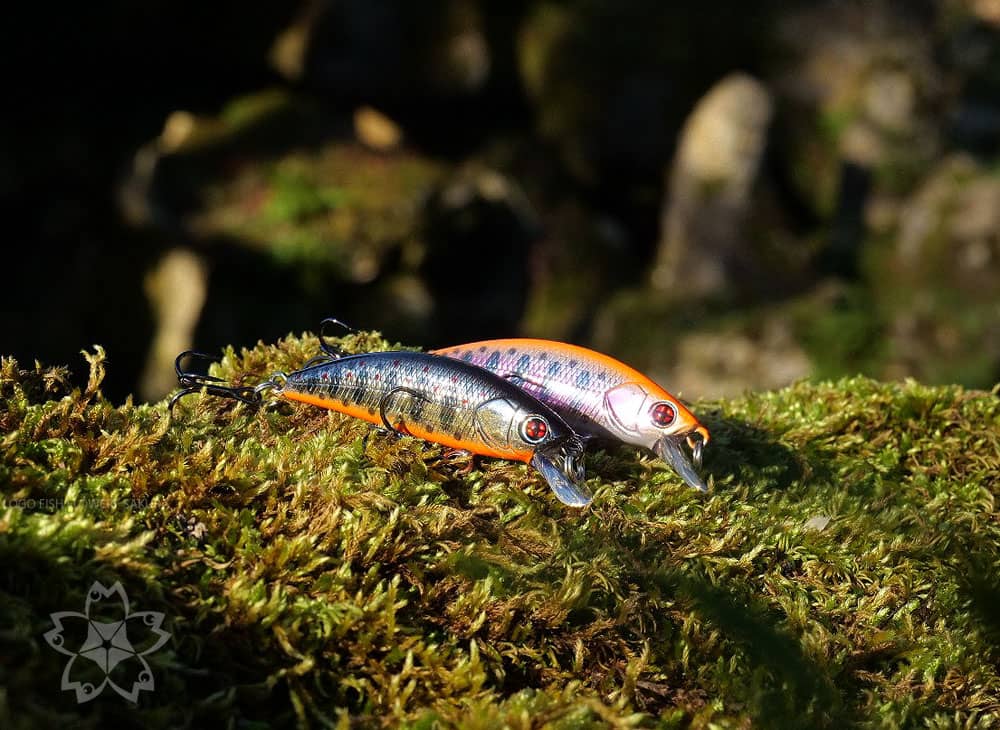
(279, 351, 576, 462)
(435, 339, 706, 444)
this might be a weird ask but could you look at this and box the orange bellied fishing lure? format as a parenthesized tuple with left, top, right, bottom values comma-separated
(431, 339, 710, 491)
(170, 337, 592, 506)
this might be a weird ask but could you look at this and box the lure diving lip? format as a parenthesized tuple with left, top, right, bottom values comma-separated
(170, 349, 593, 507)
(654, 435, 708, 492)
(432, 338, 710, 492)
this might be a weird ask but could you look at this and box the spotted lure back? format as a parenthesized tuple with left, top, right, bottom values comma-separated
(433, 339, 710, 491)
(171, 349, 592, 506)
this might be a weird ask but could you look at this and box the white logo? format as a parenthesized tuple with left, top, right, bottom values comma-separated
(43, 581, 171, 703)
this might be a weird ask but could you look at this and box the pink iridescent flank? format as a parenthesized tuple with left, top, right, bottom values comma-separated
(433, 339, 709, 450)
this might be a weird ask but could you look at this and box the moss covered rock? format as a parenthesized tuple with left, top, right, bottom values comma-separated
(2, 336, 999, 728)
(125, 89, 443, 281)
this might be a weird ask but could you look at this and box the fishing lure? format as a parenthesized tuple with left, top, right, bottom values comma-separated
(170, 347, 592, 506)
(430, 339, 711, 491)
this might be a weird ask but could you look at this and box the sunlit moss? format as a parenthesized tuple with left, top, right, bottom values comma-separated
(1, 336, 998, 728)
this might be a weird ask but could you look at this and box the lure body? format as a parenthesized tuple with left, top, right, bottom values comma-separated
(433, 339, 710, 490)
(269, 351, 591, 505)
(279, 351, 557, 460)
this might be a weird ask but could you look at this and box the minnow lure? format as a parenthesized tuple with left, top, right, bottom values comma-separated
(430, 339, 711, 491)
(170, 348, 592, 506)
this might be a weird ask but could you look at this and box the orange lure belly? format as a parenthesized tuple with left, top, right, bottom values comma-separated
(281, 390, 532, 461)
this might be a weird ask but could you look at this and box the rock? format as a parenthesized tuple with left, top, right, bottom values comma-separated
(354, 106, 404, 152)
(139, 249, 209, 402)
(665, 312, 812, 400)
(117, 89, 444, 373)
(120, 90, 441, 283)
(879, 154, 1000, 385)
(769, 0, 945, 227)
(966, 0, 1000, 27)
(650, 73, 774, 299)
(516, 1, 774, 185)
(269, 0, 321, 81)
(762, 0, 955, 283)
(896, 154, 1000, 282)
(428, 2, 491, 93)
(591, 288, 814, 401)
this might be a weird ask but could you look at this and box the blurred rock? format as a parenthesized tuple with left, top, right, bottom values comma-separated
(120, 90, 341, 226)
(897, 154, 1000, 284)
(863, 68, 917, 134)
(769, 0, 946, 277)
(650, 73, 774, 299)
(421, 0, 492, 94)
(517, 1, 774, 185)
(270, 0, 323, 81)
(947, 4, 1000, 155)
(121, 90, 441, 283)
(880, 154, 1000, 384)
(11, 0, 1000, 409)
(596, 170, 1000, 393)
(668, 316, 811, 399)
(354, 106, 403, 151)
(195, 143, 439, 283)
(967, 0, 1000, 26)
(117, 89, 448, 364)
(591, 290, 813, 400)
(438, 20, 491, 92)
(773, 1, 943, 159)
(140, 248, 208, 401)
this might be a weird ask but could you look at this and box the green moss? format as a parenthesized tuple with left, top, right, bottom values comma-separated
(2, 337, 999, 728)
(263, 169, 349, 225)
(147, 89, 442, 280)
(790, 285, 887, 381)
(194, 145, 441, 277)
(220, 89, 298, 132)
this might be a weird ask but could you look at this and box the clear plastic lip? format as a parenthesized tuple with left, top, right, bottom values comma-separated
(654, 436, 708, 492)
(531, 448, 593, 507)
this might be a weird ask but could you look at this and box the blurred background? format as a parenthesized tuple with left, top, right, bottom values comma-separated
(4, 0, 1000, 404)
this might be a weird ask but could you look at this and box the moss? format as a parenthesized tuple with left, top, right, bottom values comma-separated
(145, 89, 442, 280)
(192, 144, 441, 279)
(262, 169, 350, 226)
(2, 335, 999, 728)
(789, 284, 887, 381)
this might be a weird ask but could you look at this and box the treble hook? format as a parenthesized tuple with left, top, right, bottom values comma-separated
(318, 318, 357, 359)
(299, 318, 358, 369)
(169, 351, 282, 410)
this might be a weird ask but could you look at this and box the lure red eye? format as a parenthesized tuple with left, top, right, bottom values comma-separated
(520, 416, 549, 443)
(650, 402, 676, 428)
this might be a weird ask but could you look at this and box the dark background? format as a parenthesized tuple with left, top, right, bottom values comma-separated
(4, 0, 999, 403)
